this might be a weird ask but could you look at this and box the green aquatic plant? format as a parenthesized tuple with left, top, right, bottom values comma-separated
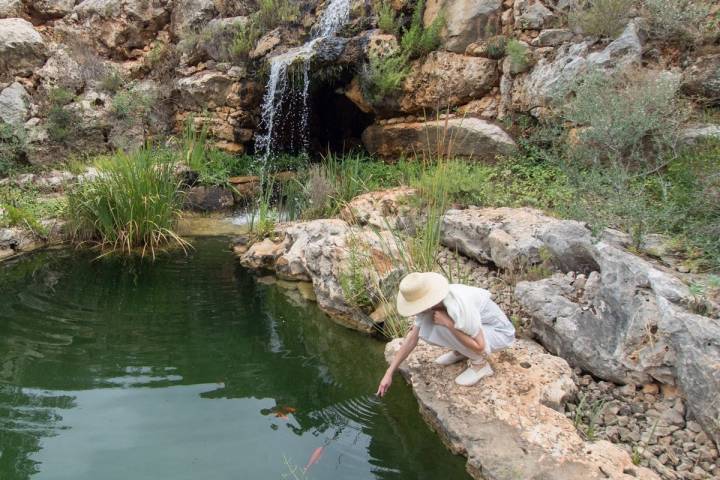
(66, 147, 188, 258)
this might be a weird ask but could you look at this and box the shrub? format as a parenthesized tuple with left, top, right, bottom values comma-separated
(232, 21, 263, 58)
(486, 35, 508, 59)
(0, 123, 26, 176)
(98, 69, 125, 94)
(360, 52, 411, 102)
(376, 0, 399, 35)
(505, 39, 531, 74)
(561, 69, 689, 171)
(47, 105, 80, 144)
(642, 0, 711, 44)
(65, 148, 188, 258)
(569, 0, 636, 38)
(400, 0, 443, 59)
(256, 0, 300, 28)
(111, 85, 155, 125)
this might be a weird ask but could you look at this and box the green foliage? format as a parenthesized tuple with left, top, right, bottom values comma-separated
(376, 0, 399, 35)
(339, 237, 375, 311)
(232, 21, 263, 58)
(572, 392, 606, 441)
(46, 87, 81, 144)
(505, 39, 531, 73)
(361, 52, 411, 102)
(642, 0, 711, 44)
(65, 148, 188, 258)
(111, 84, 156, 125)
(48, 87, 75, 106)
(0, 123, 26, 177)
(400, 0, 443, 59)
(0, 184, 67, 236)
(561, 70, 688, 171)
(231, 0, 300, 58)
(485, 35, 508, 59)
(569, 0, 636, 38)
(98, 69, 125, 94)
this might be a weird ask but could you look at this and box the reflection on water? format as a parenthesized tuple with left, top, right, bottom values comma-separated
(0, 239, 469, 480)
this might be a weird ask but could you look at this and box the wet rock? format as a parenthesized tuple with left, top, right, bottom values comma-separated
(340, 187, 418, 231)
(0, 81, 29, 125)
(399, 52, 498, 113)
(362, 117, 516, 161)
(423, 0, 503, 54)
(0, 18, 47, 81)
(385, 338, 658, 480)
(183, 185, 235, 211)
(681, 54, 720, 105)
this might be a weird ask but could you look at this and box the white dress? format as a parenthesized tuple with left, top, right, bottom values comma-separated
(414, 284, 515, 360)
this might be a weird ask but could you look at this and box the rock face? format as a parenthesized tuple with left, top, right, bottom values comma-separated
(362, 117, 516, 161)
(237, 218, 405, 333)
(510, 20, 642, 114)
(71, 0, 171, 57)
(423, 0, 503, 54)
(170, 0, 217, 38)
(29, 0, 76, 18)
(440, 206, 720, 446)
(0, 18, 47, 81)
(183, 186, 235, 211)
(0, 82, 29, 125)
(385, 338, 658, 480)
(400, 52, 498, 113)
(0, 0, 23, 18)
(681, 54, 720, 104)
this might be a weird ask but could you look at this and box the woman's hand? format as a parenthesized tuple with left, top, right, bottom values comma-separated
(376, 372, 393, 397)
(433, 310, 454, 329)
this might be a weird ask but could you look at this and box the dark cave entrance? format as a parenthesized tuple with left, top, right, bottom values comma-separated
(253, 69, 375, 159)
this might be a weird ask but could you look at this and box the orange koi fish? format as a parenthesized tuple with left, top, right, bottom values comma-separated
(304, 446, 325, 472)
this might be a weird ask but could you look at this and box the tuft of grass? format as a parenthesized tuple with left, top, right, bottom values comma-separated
(360, 52, 411, 103)
(232, 21, 263, 58)
(65, 148, 188, 259)
(572, 392, 606, 441)
(642, 0, 711, 44)
(505, 39, 531, 74)
(376, 0, 399, 35)
(400, 0, 443, 59)
(569, 0, 636, 38)
(0, 122, 27, 177)
(485, 35, 508, 59)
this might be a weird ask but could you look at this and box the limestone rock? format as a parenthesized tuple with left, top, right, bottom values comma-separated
(171, 0, 217, 38)
(0, 0, 23, 18)
(183, 186, 235, 211)
(175, 70, 246, 110)
(0, 18, 47, 81)
(385, 338, 658, 480)
(362, 117, 516, 161)
(514, 0, 556, 30)
(681, 54, 720, 104)
(511, 21, 641, 113)
(36, 44, 85, 92)
(531, 28, 574, 47)
(399, 51, 498, 113)
(238, 218, 405, 333)
(423, 0, 503, 54)
(680, 124, 720, 146)
(340, 187, 418, 231)
(71, 0, 171, 58)
(28, 0, 76, 18)
(0, 81, 29, 125)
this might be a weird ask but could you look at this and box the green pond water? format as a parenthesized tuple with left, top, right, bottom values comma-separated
(0, 237, 469, 480)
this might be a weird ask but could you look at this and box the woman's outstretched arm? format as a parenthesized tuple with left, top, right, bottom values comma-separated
(376, 325, 420, 397)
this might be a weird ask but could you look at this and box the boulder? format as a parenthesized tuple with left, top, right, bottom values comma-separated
(0, 81, 30, 125)
(175, 70, 256, 110)
(531, 28, 574, 47)
(440, 207, 720, 445)
(385, 338, 658, 480)
(362, 117, 516, 161)
(514, 0, 556, 30)
(681, 54, 720, 104)
(399, 51, 498, 113)
(36, 45, 85, 92)
(0, 18, 47, 81)
(183, 185, 235, 211)
(170, 0, 217, 38)
(28, 0, 76, 18)
(423, 0, 503, 54)
(510, 21, 642, 114)
(680, 124, 720, 146)
(340, 187, 418, 231)
(238, 218, 405, 333)
(70, 0, 171, 58)
(0, 0, 23, 18)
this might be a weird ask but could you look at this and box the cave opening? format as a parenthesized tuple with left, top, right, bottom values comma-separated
(252, 68, 375, 160)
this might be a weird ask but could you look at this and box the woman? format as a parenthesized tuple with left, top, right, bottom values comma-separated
(376, 271, 515, 396)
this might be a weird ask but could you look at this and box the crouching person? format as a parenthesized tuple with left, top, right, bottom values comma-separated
(376, 272, 515, 396)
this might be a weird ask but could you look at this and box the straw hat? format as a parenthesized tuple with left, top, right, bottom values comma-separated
(396, 272, 449, 317)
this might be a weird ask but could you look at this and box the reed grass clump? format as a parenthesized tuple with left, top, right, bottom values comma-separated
(66, 148, 188, 258)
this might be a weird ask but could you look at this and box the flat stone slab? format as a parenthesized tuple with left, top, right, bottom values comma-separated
(385, 338, 658, 480)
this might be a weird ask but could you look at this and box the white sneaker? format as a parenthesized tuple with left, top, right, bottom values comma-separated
(455, 361, 494, 386)
(434, 351, 467, 366)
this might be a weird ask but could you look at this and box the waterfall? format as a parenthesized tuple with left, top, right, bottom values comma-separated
(256, 0, 351, 165)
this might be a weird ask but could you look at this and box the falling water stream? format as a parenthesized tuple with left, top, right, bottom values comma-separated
(255, 0, 352, 164)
